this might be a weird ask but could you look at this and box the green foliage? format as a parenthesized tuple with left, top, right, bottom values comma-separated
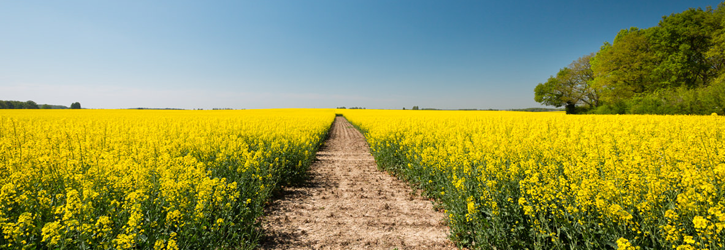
(25, 100, 39, 109)
(0, 100, 40, 109)
(534, 54, 598, 114)
(510, 108, 564, 112)
(650, 7, 722, 88)
(591, 28, 658, 103)
(592, 76, 725, 115)
(539, 2, 725, 115)
(588, 101, 628, 114)
(534, 76, 564, 107)
(70, 102, 82, 109)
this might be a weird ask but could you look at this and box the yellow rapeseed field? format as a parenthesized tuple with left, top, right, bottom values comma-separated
(3, 108, 723, 249)
(0, 109, 334, 249)
(342, 110, 724, 250)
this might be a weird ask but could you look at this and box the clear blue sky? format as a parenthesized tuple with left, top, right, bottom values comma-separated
(1, 0, 722, 109)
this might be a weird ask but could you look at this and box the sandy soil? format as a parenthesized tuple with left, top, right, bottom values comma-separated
(260, 116, 454, 249)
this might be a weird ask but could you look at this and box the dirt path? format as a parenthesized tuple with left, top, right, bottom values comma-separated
(261, 117, 454, 249)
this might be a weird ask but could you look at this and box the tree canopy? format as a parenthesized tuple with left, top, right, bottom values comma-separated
(536, 3, 725, 115)
(534, 54, 597, 114)
(0, 100, 40, 109)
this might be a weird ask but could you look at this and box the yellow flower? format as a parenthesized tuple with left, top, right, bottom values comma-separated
(676, 245, 696, 250)
(41, 221, 63, 246)
(692, 216, 708, 230)
(683, 235, 695, 244)
(616, 238, 636, 250)
(665, 210, 678, 220)
(167, 239, 179, 250)
(154, 239, 165, 250)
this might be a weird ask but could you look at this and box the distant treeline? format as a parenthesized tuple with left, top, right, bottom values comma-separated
(0, 100, 77, 109)
(535, 2, 725, 115)
(509, 107, 564, 112)
(400, 108, 563, 112)
(130, 107, 185, 110)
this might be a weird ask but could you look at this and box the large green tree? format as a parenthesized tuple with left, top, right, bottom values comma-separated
(0, 100, 40, 109)
(649, 7, 723, 88)
(706, 3, 725, 78)
(25, 100, 39, 109)
(590, 28, 658, 104)
(536, 2, 725, 115)
(535, 54, 598, 114)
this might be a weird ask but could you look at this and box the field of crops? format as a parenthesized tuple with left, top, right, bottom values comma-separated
(0, 109, 335, 249)
(342, 110, 725, 250)
(2, 108, 723, 249)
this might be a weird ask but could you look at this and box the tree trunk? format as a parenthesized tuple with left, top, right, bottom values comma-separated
(565, 102, 577, 114)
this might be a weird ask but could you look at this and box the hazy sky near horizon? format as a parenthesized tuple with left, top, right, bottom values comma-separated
(1, 1, 722, 109)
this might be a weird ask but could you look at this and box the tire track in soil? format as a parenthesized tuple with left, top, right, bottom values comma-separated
(261, 116, 454, 249)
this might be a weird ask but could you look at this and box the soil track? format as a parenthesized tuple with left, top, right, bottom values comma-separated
(261, 116, 454, 249)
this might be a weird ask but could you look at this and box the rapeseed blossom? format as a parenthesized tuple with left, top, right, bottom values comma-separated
(343, 109, 724, 249)
(0, 109, 334, 249)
